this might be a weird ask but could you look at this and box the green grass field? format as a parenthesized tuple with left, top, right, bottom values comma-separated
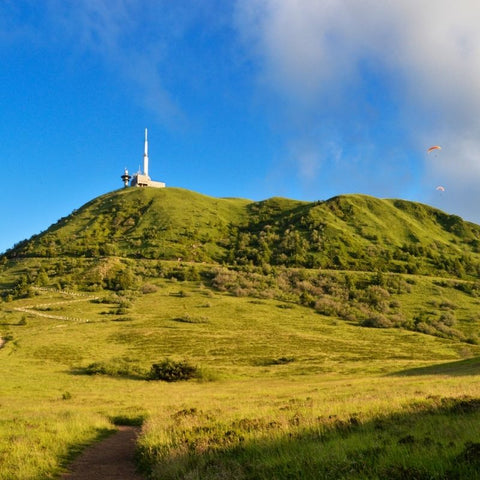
(1, 274, 480, 479)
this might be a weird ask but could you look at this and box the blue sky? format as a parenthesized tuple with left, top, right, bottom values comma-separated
(1, 1, 479, 253)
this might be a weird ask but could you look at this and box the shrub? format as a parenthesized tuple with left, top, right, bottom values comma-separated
(111, 316, 134, 322)
(439, 311, 456, 327)
(361, 313, 393, 328)
(389, 313, 407, 327)
(61, 391, 72, 400)
(118, 298, 133, 309)
(440, 299, 457, 310)
(362, 286, 390, 312)
(148, 359, 198, 382)
(415, 321, 437, 336)
(255, 356, 295, 366)
(314, 297, 344, 316)
(141, 283, 158, 294)
(466, 335, 479, 345)
(172, 315, 208, 324)
(109, 412, 146, 426)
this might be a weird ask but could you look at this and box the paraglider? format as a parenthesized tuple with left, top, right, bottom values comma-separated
(427, 145, 441, 154)
(436, 185, 445, 192)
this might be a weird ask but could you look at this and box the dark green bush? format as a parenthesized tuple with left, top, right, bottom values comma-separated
(255, 356, 296, 366)
(148, 359, 198, 382)
(109, 413, 146, 426)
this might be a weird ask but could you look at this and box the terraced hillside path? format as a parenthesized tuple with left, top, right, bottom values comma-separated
(61, 426, 145, 480)
(12, 288, 99, 323)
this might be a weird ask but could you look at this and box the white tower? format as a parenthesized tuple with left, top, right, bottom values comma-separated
(144, 128, 149, 177)
(128, 128, 166, 188)
(120, 168, 131, 187)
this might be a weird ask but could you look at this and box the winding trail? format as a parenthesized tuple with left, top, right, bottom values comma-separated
(7, 288, 146, 478)
(61, 426, 145, 480)
(11, 288, 99, 323)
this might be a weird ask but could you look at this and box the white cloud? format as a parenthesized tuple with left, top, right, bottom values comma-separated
(235, 0, 480, 221)
(236, 1, 480, 114)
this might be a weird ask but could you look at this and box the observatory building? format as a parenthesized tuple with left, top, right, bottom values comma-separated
(121, 128, 166, 188)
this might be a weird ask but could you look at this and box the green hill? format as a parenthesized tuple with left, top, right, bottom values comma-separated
(2, 186, 480, 344)
(5, 187, 480, 278)
(2, 187, 480, 479)
(6, 188, 250, 261)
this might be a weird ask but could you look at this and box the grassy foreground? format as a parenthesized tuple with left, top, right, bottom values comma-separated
(1, 277, 480, 479)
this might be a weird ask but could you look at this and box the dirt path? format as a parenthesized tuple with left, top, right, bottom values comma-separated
(61, 426, 145, 480)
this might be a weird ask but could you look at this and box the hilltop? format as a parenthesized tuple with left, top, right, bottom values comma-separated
(4, 187, 480, 278)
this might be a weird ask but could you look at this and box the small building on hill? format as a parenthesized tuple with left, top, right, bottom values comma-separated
(121, 129, 166, 188)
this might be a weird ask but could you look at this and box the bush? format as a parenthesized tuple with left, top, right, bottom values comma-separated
(141, 283, 158, 294)
(255, 356, 295, 366)
(439, 311, 456, 327)
(148, 359, 198, 382)
(109, 411, 147, 426)
(362, 286, 390, 312)
(83, 358, 143, 378)
(361, 313, 393, 328)
(62, 391, 72, 400)
(314, 297, 344, 316)
(112, 316, 134, 322)
(466, 335, 479, 345)
(172, 315, 208, 324)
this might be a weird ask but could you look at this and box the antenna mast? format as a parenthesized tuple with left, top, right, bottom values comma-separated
(143, 128, 149, 177)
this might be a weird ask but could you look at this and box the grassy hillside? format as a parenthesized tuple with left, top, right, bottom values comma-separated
(1, 188, 480, 478)
(1, 256, 479, 344)
(2, 188, 480, 345)
(1, 278, 480, 479)
(230, 194, 480, 276)
(6, 187, 251, 261)
(5, 188, 480, 278)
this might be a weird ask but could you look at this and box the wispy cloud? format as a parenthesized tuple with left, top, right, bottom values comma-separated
(45, 0, 187, 126)
(1, 0, 228, 128)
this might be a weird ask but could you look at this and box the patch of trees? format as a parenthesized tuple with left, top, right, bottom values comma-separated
(225, 217, 480, 279)
(209, 265, 476, 343)
(1, 275, 35, 301)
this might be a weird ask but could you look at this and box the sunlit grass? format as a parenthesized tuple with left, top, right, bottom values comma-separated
(1, 279, 480, 478)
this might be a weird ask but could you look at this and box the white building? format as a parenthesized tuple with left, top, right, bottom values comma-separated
(122, 129, 166, 188)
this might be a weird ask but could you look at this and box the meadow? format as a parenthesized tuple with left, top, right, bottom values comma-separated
(1, 272, 480, 479)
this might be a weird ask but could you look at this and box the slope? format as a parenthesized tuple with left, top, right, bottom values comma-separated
(8, 188, 251, 262)
(4, 188, 480, 278)
(230, 194, 480, 276)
